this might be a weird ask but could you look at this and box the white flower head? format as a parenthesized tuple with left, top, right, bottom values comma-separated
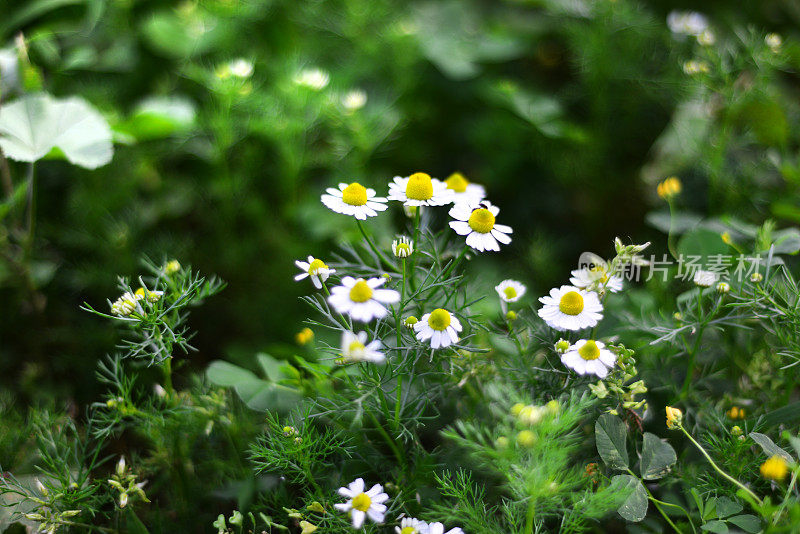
(388, 172, 452, 207)
(229, 58, 254, 78)
(693, 270, 718, 287)
(561, 339, 616, 379)
(340, 331, 385, 364)
(294, 68, 329, 90)
(766, 33, 782, 51)
(414, 308, 462, 349)
(697, 29, 715, 46)
(427, 523, 465, 534)
(449, 200, 512, 253)
(111, 292, 139, 316)
(392, 236, 414, 258)
(334, 478, 388, 529)
(342, 89, 367, 111)
(570, 266, 623, 293)
(667, 11, 708, 36)
(395, 517, 428, 534)
(444, 172, 486, 204)
(495, 279, 526, 303)
(321, 182, 389, 220)
(538, 285, 603, 331)
(295, 256, 336, 289)
(328, 276, 400, 322)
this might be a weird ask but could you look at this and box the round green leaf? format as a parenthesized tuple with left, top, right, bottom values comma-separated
(611, 474, 648, 522)
(640, 432, 677, 480)
(595, 413, 629, 470)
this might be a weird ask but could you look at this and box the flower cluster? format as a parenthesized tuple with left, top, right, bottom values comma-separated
(538, 240, 649, 378)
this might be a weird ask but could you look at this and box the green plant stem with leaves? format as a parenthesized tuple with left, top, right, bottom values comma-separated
(679, 425, 763, 507)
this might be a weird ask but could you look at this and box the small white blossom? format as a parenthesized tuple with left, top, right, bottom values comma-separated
(667, 11, 709, 37)
(538, 286, 603, 331)
(340, 331, 385, 364)
(342, 89, 367, 111)
(392, 236, 414, 258)
(328, 276, 400, 322)
(561, 339, 616, 379)
(294, 256, 336, 289)
(414, 308, 462, 349)
(449, 200, 512, 253)
(294, 68, 329, 90)
(321, 182, 388, 220)
(693, 270, 718, 287)
(334, 478, 388, 529)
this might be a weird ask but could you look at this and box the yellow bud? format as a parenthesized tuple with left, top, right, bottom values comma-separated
(657, 177, 682, 200)
(295, 327, 314, 345)
(665, 406, 683, 429)
(516, 430, 537, 448)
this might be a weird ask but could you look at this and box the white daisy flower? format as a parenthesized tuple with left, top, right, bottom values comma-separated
(294, 256, 336, 289)
(414, 308, 462, 349)
(427, 523, 465, 534)
(342, 89, 367, 111)
(495, 279, 526, 303)
(340, 331, 385, 364)
(693, 270, 718, 287)
(293, 68, 329, 90)
(387, 172, 452, 207)
(570, 267, 623, 293)
(392, 236, 414, 258)
(229, 58, 254, 78)
(321, 182, 389, 220)
(537, 285, 603, 331)
(448, 201, 512, 253)
(334, 478, 389, 529)
(444, 172, 485, 204)
(667, 11, 708, 37)
(561, 339, 616, 379)
(328, 276, 400, 322)
(395, 517, 428, 534)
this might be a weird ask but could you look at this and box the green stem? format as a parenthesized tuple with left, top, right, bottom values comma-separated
(23, 163, 35, 260)
(441, 247, 468, 281)
(162, 357, 173, 394)
(679, 425, 763, 506)
(409, 208, 421, 292)
(524, 497, 535, 534)
(627, 469, 690, 534)
(772, 468, 798, 525)
(355, 219, 394, 270)
(667, 198, 679, 261)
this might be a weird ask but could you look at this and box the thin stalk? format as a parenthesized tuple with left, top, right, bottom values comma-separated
(162, 357, 174, 394)
(524, 497, 535, 534)
(679, 425, 763, 506)
(441, 247, 468, 281)
(24, 163, 35, 260)
(772, 468, 798, 525)
(355, 219, 394, 270)
(409, 208, 421, 291)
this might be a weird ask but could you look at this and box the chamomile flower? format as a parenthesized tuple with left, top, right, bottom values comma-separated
(693, 270, 718, 287)
(395, 517, 428, 534)
(388, 172, 452, 207)
(295, 256, 336, 289)
(444, 172, 485, 204)
(392, 236, 414, 258)
(294, 68, 329, 90)
(111, 292, 141, 316)
(495, 280, 526, 303)
(537, 286, 603, 331)
(321, 182, 389, 220)
(342, 89, 367, 111)
(427, 522, 465, 534)
(334, 478, 388, 529)
(667, 11, 708, 37)
(414, 308, 462, 349)
(134, 287, 163, 302)
(328, 276, 400, 322)
(561, 339, 616, 379)
(340, 331, 385, 363)
(570, 267, 623, 293)
(448, 201, 512, 252)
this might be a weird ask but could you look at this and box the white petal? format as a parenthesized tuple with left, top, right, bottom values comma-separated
(449, 221, 472, 236)
(352, 509, 366, 529)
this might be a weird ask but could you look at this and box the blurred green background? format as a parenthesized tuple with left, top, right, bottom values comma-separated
(1, 0, 799, 404)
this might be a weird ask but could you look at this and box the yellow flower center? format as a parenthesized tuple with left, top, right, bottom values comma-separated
(468, 208, 495, 233)
(405, 172, 434, 200)
(397, 243, 411, 254)
(348, 340, 365, 353)
(428, 308, 452, 331)
(308, 258, 327, 275)
(351, 492, 372, 512)
(349, 280, 373, 303)
(578, 340, 601, 361)
(558, 291, 584, 315)
(342, 182, 368, 206)
(445, 173, 469, 193)
(503, 287, 517, 299)
(401, 528, 417, 534)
